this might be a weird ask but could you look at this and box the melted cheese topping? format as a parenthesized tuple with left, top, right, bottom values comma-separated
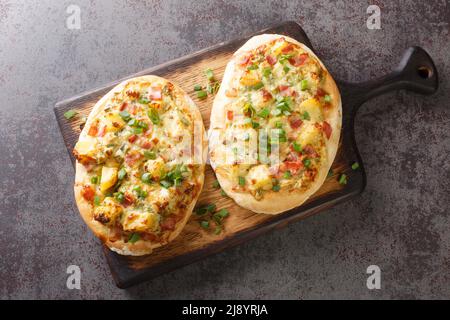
(74, 78, 202, 243)
(213, 38, 334, 200)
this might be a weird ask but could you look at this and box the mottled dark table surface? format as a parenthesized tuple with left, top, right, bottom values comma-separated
(0, 0, 448, 299)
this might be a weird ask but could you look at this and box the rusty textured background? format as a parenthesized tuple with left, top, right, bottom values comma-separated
(0, 0, 449, 299)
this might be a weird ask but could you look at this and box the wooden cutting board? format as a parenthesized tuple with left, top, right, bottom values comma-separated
(54, 21, 438, 288)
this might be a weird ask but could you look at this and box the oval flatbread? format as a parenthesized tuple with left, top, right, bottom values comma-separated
(209, 35, 342, 214)
(74, 75, 206, 255)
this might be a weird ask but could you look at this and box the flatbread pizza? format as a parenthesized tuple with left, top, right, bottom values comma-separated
(209, 35, 342, 214)
(73, 75, 206, 255)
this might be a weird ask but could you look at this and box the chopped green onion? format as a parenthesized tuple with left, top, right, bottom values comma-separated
(200, 220, 210, 230)
(64, 110, 78, 120)
(324, 95, 332, 103)
(351, 162, 360, 170)
(262, 67, 272, 78)
(138, 98, 149, 104)
(327, 169, 333, 178)
(300, 79, 308, 91)
(338, 174, 348, 185)
(93, 195, 101, 206)
(243, 102, 256, 117)
(283, 65, 290, 73)
(216, 208, 229, 218)
(90, 176, 98, 184)
(283, 171, 292, 179)
(141, 173, 152, 183)
(160, 180, 173, 188)
(147, 108, 160, 125)
(193, 84, 202, 91)
(247, 64, 258, 70)
(272, 185, 281, 192)
(114, 192, 124, 203)
(118, 168, 127, 180)
(205, 68, 214, 81)
(144, 150, 156, 159)
(292, 141, 302, 153)
(303, 158, 311, 168)
(301, 111, 310, 121)
(249, 82, 264, 90)
(257, 107, 270, 118)
(133, 127, 144, 134)
(127, 118, 137, 126)
(196, 90, 207, 100)
(128, 233, 140, 244)
(220, 189, 227, 197)
(214, 226, 222, 235)
(251, 121, 260, 129)
(275, 121, 283, 129)
(119, 110, 131, 121)
(212, 180, 220, 189)
(279, 54, 293, 63)
(238, 176, 245, 186)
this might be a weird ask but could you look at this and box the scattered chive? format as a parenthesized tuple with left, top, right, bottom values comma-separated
(138, 98, 149, 104)
(119, 110, 131, 121)
(114, 192, 124, 203)
(90, 176, 98, 184)
(262, 67, 272, 78)
(64, 110, 77, 120)
(275, 121, 283, 129)
(272, 184, 281, 192)
(283, 65, 290, 73)
(292, 141, 302, 153)
(93, 195, 101, 206)
(257, 107, 270, 119)
(216, 208, 229, 218)
(141, 173, 152, 183)
(247, 64, 258, 70)
(301, 111, 310, 121)
(300, 79, 308, 91)
(303, 158, 311, 168)
(249, 82, 264, 90)
(193, 84, 202, 91)
(351, 162, 360, 170)
(118, 168, 127, 180)
(205, 68, 214, 81)
(196, 90, 207, 100)
(160, 180, 172, 188)
(128, 233, 140, 244)
(147, 108, 160, 125)
(133, 127, 144, 134)
(251, 121, 260, 129)
(283, 171, 292, 179)
(144, 150, 156, 160)
(324, 95, 332, 103)
(200, 220, 210, 230)
(214, 226, 222, 235)
(238, 176, 245, 186)
(339, 174, 348, 185)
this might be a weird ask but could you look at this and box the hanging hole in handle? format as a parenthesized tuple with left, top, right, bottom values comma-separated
(417, 66, 433, 79)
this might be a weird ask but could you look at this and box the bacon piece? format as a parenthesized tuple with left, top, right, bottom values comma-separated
(316, 88, 326, 98)
(88, 123, 98, 137)
(127, 103, 137, 115)
(122, 193, 135, 207)
(124, 152, 142, 166)
(227, 110, 233, 121)
(305, 168, 318, 181)
(261, 89, 273, 102)
(282, 44, 294, 53)
(238, 54, 252, 66)
(284, 161, 304, 175)
(128, 134, 138, 143)
(119, 102, 127, 111)
(140, 232, 159, 242)
(126, 90, 140, 99)
(140, 140, 152, 149)
(81, 185, 95, 202)
(266, 55, 277, 65)
(279, 85, 297, 97)
(161, 217, 176, 231)
(289, 115, 303, 129)
(288, 53, 308, 67)
(303, 145, 318, 158)
(322, 121, 332, 139)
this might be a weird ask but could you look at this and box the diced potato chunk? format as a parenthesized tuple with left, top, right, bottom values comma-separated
(93, 197, 123, 225)
(240, 72, 261, 86)
(272, 40, 291, 56)
(296, 122, 322, 147)
(298, 98, 323, 122)
(121, 211, 159, 232)
(100, 166, 118, 192)
(246, 164, 273, 191)
(143, 157, 165, 180)
(73, 139, 98, 165)
(104, 112, 125, 132)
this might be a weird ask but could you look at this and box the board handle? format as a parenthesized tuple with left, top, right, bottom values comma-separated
(341, 46, 439, 111)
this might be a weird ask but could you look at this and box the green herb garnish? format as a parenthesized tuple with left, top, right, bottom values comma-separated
(338, 174, 348, 185)
(90, 176, 98, 184)
(64, 110, 78, 120)
(93, 195, 101, 206)
(193, 84, 202, 91)
(351, 162, 360, 170)
(257, 107, 270, 119)
(144, 150, 156, 160)
(141, 173, 152, 184)
(147, 108, 160, 125)
(238, 176, 245, 186)
(128, 233, 140, 244)
(118, 168, 127, 180)
(196, 90, 207, 100)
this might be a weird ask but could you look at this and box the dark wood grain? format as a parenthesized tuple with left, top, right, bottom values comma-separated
(54, 21, 366, 288)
